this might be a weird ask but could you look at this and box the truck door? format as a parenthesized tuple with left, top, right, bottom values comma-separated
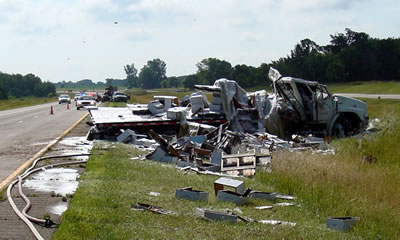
(314, 85, 334, 123)
(295, 82, 314, 121)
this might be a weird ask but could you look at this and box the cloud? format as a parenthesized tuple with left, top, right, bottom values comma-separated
(0, 0, 399, 82)
(277, 0, 366, 11)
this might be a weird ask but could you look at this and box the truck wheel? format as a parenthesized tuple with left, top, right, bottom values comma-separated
(332, 122, 345, 138)
(77, 107, 80, 110)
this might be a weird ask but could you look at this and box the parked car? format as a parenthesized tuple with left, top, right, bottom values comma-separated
(76, 95, 96, 110)
(58, 94, 71, 104)
(112, 92, 129, 102)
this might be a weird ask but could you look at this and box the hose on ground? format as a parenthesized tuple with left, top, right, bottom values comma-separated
(7, 153, 94, 240)
(18, 160, 87, 226)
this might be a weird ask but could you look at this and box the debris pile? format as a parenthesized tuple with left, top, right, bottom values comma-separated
(84, 68, 369, 176)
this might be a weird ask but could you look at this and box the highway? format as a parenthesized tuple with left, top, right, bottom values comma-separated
(335, 93, 400, 99)
(0, 102, 88, 184)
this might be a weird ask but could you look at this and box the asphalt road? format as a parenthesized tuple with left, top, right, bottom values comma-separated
(335, 93, 400, 99)
(0, 101, 87, 184)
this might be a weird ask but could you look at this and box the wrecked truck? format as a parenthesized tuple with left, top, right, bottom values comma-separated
(267, 68, 369, 138)
(85, 69, 368, 141)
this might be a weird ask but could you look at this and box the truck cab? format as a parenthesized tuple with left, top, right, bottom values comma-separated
(272, 72, 369, 137)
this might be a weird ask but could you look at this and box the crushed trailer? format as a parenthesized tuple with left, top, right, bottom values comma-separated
(86, 93, 227, 140)
(86, 69, 368, 140)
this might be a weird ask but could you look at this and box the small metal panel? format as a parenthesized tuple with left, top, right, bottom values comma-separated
(216, 190, 248, 205)
(175, 187, 209, 202)
(326, 217, 360, 232)
(249, 191, 276, 201)
(203, 210, 237, 222)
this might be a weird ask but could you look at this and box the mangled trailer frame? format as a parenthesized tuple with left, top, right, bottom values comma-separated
(86, 68, 368, 140)
(86, 93, 228, 140)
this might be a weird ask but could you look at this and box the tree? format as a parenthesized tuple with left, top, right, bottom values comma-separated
(183, 74, 198, 89)
(24, 73, 41, 96)
(254, 63, 270, 86)
(196, 58, 233, 84)
(139, 66, 158, 89)
(232, 64, 256, 88)
(326, 57, 346, 82)
(166, 76, 179, 88)
(160, 79, 168, 88)
(291, 39, 322, 59)
(0, 79, 7, 99)
(137, 58, 167, 89)
(105, 78, 127, 87)
(147, 58, 167, 81)
(124, 63, 138, 88)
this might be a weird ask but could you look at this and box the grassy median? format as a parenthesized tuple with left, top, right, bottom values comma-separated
(327, 81, 400, 94)
(0, 97, 57, 111)
(53, 98, 400, 239)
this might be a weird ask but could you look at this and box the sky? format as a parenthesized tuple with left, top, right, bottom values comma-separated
(0, 0, 399, 83)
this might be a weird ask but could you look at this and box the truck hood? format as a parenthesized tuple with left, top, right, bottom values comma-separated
(333, 94, 369, 120)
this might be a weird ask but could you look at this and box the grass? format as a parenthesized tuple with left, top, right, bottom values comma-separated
(106, 102, 127, 107)
(0, 188, 6, 201)
(327, 81, 400, 94)
(53, 98, 400, 239)
(0, 96, 57, 111)
(53, 144, 351, 239)
(261, 98, 400, 239)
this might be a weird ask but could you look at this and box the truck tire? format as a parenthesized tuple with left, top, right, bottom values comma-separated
(332, 122, 345, 138)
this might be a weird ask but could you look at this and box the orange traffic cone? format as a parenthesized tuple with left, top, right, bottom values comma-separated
(50, 106, 54, 115)
(67, 104, 70, 110)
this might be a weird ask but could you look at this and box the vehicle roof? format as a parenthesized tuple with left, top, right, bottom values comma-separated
(59, 94, 70, 97)
(279, 77, 325, 87)
(78, 95, 95, 99)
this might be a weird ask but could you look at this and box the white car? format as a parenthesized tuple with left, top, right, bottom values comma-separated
(74, 93, 81, 101)
(76, 95, 96, 110)
(58, 94, 71, 104)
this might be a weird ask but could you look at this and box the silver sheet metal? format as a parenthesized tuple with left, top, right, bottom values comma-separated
(89, 107, 167, 124)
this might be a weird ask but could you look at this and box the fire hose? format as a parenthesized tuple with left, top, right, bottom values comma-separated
(7, 154, 93, 240)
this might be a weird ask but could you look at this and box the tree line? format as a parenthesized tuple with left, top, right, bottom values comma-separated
(55, 78, 127, 89)
(123, 28, 400, 89)
(271, 28, 400, 83)
(0, 72, 56, 99)
(50, 28, 400, 92)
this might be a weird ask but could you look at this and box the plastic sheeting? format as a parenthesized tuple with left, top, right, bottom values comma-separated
(213, 79, 248, 121)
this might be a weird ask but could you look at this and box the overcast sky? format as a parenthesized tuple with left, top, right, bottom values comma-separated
(0, 0, 399, 83)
